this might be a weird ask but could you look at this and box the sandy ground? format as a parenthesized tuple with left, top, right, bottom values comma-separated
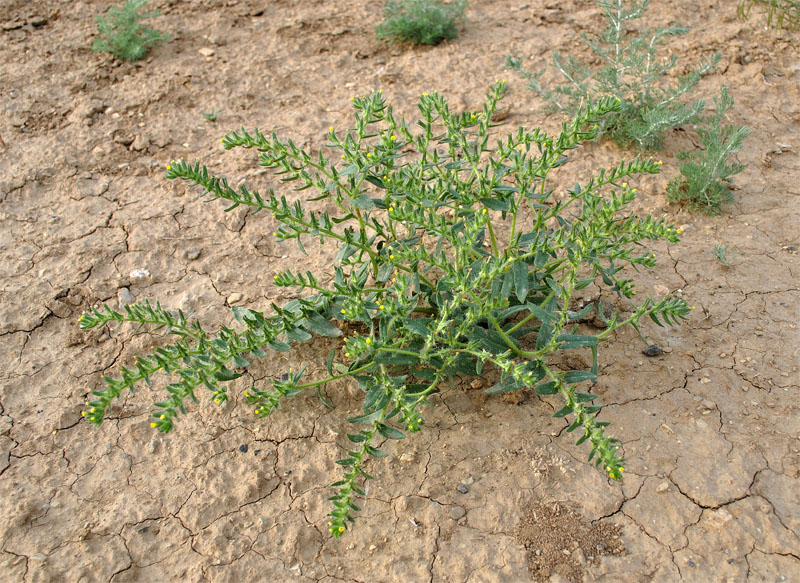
(1, 0, 798, 581)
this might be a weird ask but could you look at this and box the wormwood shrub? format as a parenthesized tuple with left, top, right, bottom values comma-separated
(92, 0, 169, 62)
(376, 0, 467, 46)
(667, 87, 750, 215)
(506, 0, 719, 150)
(79, 83, 692, 536)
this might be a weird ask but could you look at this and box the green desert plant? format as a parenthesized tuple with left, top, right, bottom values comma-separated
(202, 108, 219, 122)
(738, 0, 799, 29)
(712, 244, 737, 266)
(92, 0, 169, 62)
(506, 0, 719, 150)
(377, 0, 467, 45)
(78, 83, 693, 536)
(667, 87, 750, 215)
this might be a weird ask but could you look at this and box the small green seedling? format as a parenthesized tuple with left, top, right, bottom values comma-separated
(92, 0, 169, 62)
(377, 0, 467, 45)
(712, 244, 737, 266)
(202, 109, 219, 123)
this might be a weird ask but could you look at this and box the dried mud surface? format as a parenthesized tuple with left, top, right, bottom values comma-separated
(1, 1, 798, 582)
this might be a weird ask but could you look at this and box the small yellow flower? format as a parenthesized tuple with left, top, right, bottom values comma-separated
(408, 425, 416, 431)
(150, 423, 157, 428)
(81, 411, 87, 416)
(341, 154, 346, 159)
(676, 228, 682, 234)
(365, 338, 371, 345)
(338, 526, 344, 533)
(379, 305, 385, 310)
(620, 467, 625, 472)
(657, 160, 663, 165)
(622, 183, 628, 188)
(389, 207, 394, 212)
(391, 135, 396, 141)
(340, 309, 346, 314)
(160, 415, 166, 420)
(329, 126, 333, 132)
(417, 418, 422, 423)
(90, 408, 96, 413)
(632, 290, 637, 295)
(689, 306, 696, 310)
(272, 232, 277, 236)
(274, 275, 279, 280)
(389, 254, 395, 259)
(632, 188, 637, 193)
(345, 352, 350, 358)
(214, 398, 220, 404)
(350, 96, 355, 101)
(244, 391, 250, 397)
(166, 164, 171, 170)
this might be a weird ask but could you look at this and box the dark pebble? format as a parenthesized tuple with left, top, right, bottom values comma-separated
(642, 344, 663, 357)
(457, 484, 469, 494)
(688, 560, 696, 567)
(727, 559, 734, 564)
(281, 372, 289, 381)
(239, 444, 248, 453)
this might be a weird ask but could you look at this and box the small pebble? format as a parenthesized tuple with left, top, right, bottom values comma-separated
(656, 482, 669, 493)
(186, 249, 202, 260)
(147, 439, 157, 454)
(129, 268, 150, 280)
(228, 292, 243, 304)
(457, 484, 469, 494)
(117, 287, 135, 307)
(198, 47, 216, 57)
(239, 444, 248, 453)
(688, 560, 696, 567)
(642, 345, 663, 357)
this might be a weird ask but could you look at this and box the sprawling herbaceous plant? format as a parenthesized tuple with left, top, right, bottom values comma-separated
(507, 0, 719, 150)
(79, 83, 692, 536)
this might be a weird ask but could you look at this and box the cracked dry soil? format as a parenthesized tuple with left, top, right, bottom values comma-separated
(1, 1, 798, 581)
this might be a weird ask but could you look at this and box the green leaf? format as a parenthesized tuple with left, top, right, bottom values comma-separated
(232, 354, 250, 369)
(366, 445, 387, 457)
(285, 327, 312, 342)
(301, 312, 342, 337)
(377, 423, 405, 440)
(214, 367, 245, 382)
(347, 409, 384, 425)
(576, 392, 598, 403)
(513, 261, 530, 303)
(365, 174, 385, 189)
(534, 381, 558, 395)
(374, 351, 420, 365)
(563, 370, 597, 384)
(485, 376, 520, 395)
(480, 197, 510, 212)
(403, 318, 432, 336)
(267, 339, 291, 352)
(326, 349, 336, 376)
(377, 262, 394, 282)
(553, 405, 573, 418)
(557, 334, 598, 349)
(352, 195, 377, 210)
